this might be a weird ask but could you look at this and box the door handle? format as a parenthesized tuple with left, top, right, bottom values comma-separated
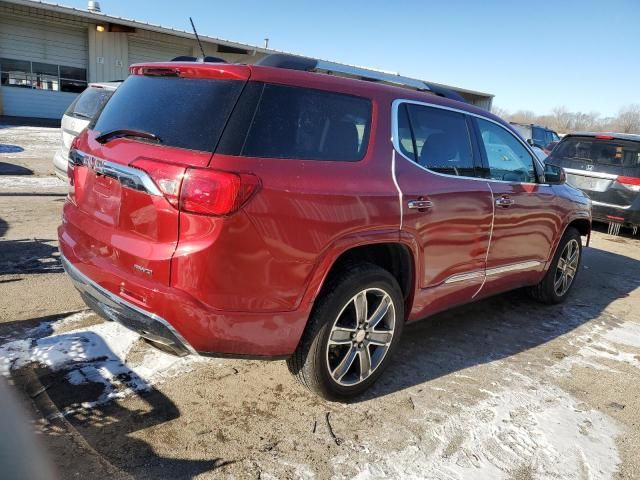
(407, 199, 433, 210)
(495, 195, 515, 208)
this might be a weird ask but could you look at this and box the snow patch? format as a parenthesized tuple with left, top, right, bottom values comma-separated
(353, 382, 619, 480)
(0, 313, 203, 406)
(0, 175, 65, 190)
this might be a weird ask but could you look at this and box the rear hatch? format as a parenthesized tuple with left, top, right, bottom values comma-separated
(547, 135, 640, 207)
(66, 64, 250, 286)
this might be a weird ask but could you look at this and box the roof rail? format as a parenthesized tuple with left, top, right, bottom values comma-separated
(254, 54, 466, 103)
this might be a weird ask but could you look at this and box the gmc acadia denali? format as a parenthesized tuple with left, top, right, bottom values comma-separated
(59, 55, 591, 400)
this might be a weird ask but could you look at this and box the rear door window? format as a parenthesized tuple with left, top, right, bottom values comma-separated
(396, 103, 477, 177)
(218, 83, 371, 161)
(476, 118, 538, 183)
(92, 75, 245, 152)
(65, 86, 114, 120)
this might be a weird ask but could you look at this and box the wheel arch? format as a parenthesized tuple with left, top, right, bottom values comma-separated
(301, 236, 418, 323)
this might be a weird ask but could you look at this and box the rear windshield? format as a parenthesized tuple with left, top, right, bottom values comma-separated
(217, 82, 372, 161)
(92, 75, 244, 152)
(65, 86, 114, 120)
(552, 136, 640, 168)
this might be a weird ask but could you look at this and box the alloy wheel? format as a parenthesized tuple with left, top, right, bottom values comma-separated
(554, 239, 580, 296)
(326, 288, 396, 386)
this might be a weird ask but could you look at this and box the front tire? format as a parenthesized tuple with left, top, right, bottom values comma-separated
(530, 227, 582, 304)
(287, 263, 404, 401)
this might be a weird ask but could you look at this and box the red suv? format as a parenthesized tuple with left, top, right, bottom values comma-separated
(59, 55, 591, 400)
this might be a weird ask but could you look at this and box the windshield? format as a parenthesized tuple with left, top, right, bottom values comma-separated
(552, 136, 640, 167)
(92, 75, 245, 152)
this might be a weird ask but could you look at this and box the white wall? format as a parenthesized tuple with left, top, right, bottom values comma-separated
(1, 87, 77, 118)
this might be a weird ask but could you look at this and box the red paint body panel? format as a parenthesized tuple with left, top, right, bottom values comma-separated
(58, 62, 592, 357)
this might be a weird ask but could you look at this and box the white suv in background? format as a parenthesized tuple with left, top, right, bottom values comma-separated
(53, 82, 120, 181)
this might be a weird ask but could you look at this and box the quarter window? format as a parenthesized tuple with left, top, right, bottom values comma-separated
(218, 83, 372, 161)
(396, 103, 476, 177)
(477, 118, 537, 183)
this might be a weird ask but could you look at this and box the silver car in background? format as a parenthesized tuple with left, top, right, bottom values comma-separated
(53, 82, 120, 181)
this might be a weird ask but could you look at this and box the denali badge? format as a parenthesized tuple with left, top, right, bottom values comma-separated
(586, 164, 594, 171)
(133, 264, 153, 275)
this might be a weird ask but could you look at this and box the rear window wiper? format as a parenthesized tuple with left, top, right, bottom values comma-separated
(95, 129, 162, 144)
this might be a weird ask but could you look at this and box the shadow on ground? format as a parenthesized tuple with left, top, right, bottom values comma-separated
(0, 238, 62, 274)
(0, 145, 25, 156)
(0, 161, 31, 176)
(14, 332, 231, 479)
(362, 244, 640, 401)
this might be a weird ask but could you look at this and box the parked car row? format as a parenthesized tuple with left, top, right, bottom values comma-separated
(545, 133, 640, 235)
(57, 54, 591, 400)
(506, 122, 640, 235)
(53, 82, 120, 181)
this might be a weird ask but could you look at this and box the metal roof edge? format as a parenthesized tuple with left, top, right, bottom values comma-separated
(1, 0, 494, 99)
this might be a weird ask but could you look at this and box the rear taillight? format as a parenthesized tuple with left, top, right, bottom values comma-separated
(131, 159, 186, 208)
(132, 160, 259, 216)
(180, 168, 260, 216)
(617, 175, 640, 192)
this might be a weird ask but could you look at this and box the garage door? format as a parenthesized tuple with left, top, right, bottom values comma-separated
(0, 6, 88, 118)
(128, 36, 193, 65)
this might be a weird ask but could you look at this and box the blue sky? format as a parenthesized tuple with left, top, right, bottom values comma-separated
(63, 0, 639, 116)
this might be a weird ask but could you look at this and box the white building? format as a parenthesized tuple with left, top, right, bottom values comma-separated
(0, 0, 493, 119)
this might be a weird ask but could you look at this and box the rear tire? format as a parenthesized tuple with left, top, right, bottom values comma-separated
(287, 263, 404, 401)
(529, 227, 582, 304)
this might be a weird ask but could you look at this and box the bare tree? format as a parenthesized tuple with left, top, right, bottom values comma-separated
(491, 106, 510, 120)
(493, 104, 639, 135)
(510, 110, 537, 124)
(615, 104, 640, 134)
(551, 106, 574, 133)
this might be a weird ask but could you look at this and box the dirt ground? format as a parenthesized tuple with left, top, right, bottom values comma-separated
(1, 122, 639, 479)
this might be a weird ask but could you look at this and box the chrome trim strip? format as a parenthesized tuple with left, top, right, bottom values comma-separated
(444, 260, 543, 286)
(563, 167, 618, 180)
(391, 150, 403, 230)
(485, 261, 542, 276)
(592, 200, 632, 210)
(61, 254, 198, 356)
(72, 150, 163, 196)
(390, 99, 547, 186)
(444, 271, 484, 284)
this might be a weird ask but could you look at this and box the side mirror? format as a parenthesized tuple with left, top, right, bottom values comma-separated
(527, 138, 534, 146)
(544, 163, 566, 184)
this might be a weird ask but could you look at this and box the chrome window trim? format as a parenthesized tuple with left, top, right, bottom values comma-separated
(72, 150, 163, 196)
(390, 99, 547, 186)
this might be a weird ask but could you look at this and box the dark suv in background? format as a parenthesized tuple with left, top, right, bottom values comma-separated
(511, 122, 561, 149)
(546, 133, 640, 235)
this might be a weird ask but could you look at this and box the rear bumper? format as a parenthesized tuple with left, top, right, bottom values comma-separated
(58, 221, 309, 358)
(62, 254, 196, 356)
(592, 201, 640, 226)
(53, 148, 69, 182)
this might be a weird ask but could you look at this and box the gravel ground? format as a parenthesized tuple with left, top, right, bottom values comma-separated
(1, 123, 639, 479)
